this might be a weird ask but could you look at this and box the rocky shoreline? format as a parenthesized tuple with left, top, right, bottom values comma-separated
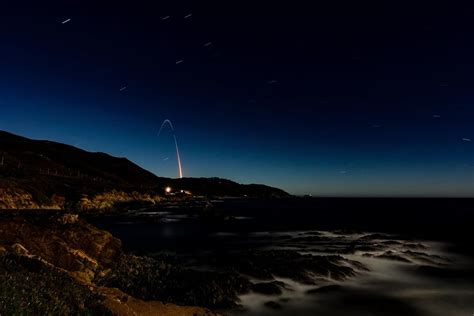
(0, 212, 368, 315)
(1, 210, 464, 315)
(0, 213, 220, 315)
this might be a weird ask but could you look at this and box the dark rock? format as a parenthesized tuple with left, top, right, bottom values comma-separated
(0, 252, 111, 315)
(251, 281, 286, 295)
(291, 235, 331, 242)
(355, 244, 385, 252)
(359, 233, 397, 240)
(403, 243, 427, 250)
(381, 240, 403, 246)
(264, 301, 282, 310)
(0, 215, 122, 284)
(402, 250, 447, 265)
(300, 231, 323, 236)
(333, 229, 363, 235)
(213, 250, 358, 284)
(377, 251, 412, 263)
(307, 284, 342, 294)
(95, 254, 251, 309)
(346, 259, 369, 271)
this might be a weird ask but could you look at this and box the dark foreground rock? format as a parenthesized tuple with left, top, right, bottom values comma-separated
(95, 254, 251, 308)
(251, 281, 287, 295)
(0, 251, 111, 315)
(306, 284, 342, 294)
(0, 213, 369, 314)
(363, 251, 412, 263)
(264, 301, 283, 310)
(0, 214, 221, 316)
(213, 250, 359, 284)
(0, 214, 122, 284)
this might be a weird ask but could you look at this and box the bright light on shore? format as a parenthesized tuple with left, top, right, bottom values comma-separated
(165, 187, 172, 193)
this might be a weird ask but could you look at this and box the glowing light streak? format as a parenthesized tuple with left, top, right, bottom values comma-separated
(158, 119, 183, 178)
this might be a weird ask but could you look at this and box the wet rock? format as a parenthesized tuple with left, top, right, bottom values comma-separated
(333, 229, 363, 235)
(251, 281, 287, 295)
(355, 244, 386, 252)
(96, 254, 251, 308)
(291, 235, 331, 242)
(381, 240, 403, 246)
(214, 250, 358, 284)
(402, 250, 447, 265)
(364, 251, 412, 263)
(359, 233, 397, 240)
(403, 243, 427, 250)
(264, 301, 282, 310)
(300, 231, 323, 236)
(307, 284, 342, 294)
(379, 251, 412, 263)
(346, 259, 369, 271)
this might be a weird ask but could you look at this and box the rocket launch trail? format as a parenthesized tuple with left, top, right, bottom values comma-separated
(158, 119, 183, 178)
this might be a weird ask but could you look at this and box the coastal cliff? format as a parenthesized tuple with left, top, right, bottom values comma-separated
(0, 130, 289, 212)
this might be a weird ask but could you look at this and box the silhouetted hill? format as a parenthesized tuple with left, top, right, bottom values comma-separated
(0, 130, 159, 186)
(0, 131, 288, 210)
(164, 177, 289, 198)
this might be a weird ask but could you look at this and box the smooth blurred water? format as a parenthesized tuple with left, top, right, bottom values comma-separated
(88, 198, 474, 315)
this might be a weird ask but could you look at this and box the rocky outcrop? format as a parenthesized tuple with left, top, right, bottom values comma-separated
(0, 214, 221, 315)
(0, 249, 219, 316)
(98, 287, 220, 316)
(0, 186, 161, 212)
(95, 254, 251, 309)
(212, 249, 358, 284)
(0, 188, 65, 210)
(0, 214, 122, 284)
(251, 281, 287, 295)
(0, 251, 112, 315)
(77, 190, 161, 212)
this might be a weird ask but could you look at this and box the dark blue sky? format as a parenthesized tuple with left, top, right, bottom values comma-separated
(1, 2, 473, 196)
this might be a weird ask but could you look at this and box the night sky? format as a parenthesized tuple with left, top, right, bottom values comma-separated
(1, 2, 473, 196)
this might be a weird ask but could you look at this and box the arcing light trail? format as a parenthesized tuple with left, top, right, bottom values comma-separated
(158, 119, 183, 178)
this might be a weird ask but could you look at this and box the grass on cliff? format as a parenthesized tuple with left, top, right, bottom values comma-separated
(0, 252, 111, 315)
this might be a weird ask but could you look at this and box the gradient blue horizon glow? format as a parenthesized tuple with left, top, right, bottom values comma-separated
(0, 83, 472, 197)
(0, 6, 473, 196)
